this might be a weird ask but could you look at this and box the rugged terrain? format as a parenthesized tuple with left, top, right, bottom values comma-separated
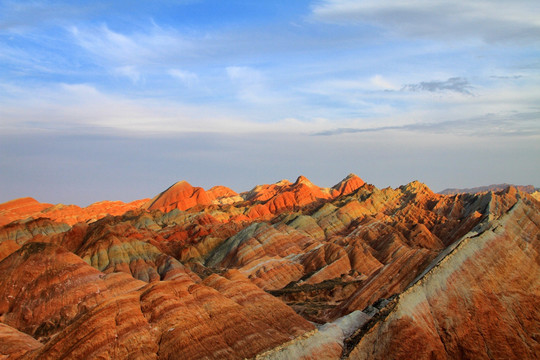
(0, 175, 538, 359)
(439, 183, 539, 195)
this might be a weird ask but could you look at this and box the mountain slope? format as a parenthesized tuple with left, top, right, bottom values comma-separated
(0, 175, 538, 359)
(346, 193, 540, 359)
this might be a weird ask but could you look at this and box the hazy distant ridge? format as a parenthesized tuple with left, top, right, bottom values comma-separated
(439, 184, 538, 195)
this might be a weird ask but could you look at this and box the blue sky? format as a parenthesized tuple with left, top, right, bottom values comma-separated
(1, 0, 539, 205)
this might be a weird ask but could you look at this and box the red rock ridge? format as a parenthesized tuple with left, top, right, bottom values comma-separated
(0, 197, 53, 226)
(0, 242, 314, 359)
(1, 176, 538, 359)
(332, 173, 366, 196)
(144, 180, 212, 212)
(0, 197, 148, 226)
(242, 174, 366, 219)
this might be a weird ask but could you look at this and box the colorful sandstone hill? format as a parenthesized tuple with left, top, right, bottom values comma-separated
(0, 174, 538, 359)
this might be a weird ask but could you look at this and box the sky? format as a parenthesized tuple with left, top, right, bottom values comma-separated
(1, 0, 539, 205)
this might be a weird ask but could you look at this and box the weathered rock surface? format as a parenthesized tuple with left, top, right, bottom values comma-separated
(257, 310, 371, 360)
(0, 197, 148, 226)
(0, 243, 314, 359)
(0, 176, 538, 359)
(144, 181, 212, 212)
(0, 243, 146, 341)
(0, 323, 42, 359)
(0, 198, 53, 226)
(40, 199, 149, 225)
(346, 193, 540, 359)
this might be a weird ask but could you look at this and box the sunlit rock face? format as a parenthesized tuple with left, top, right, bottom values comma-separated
(346, 194, 540, 360)
(0, 197, 53, 226)
(0, 175, 538, 359)
(0, 196, 148, 226)
(0, 243, 313, 360)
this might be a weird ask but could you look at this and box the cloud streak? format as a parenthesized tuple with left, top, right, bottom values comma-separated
(401, 77, 473, 95)
(314, 111, 540, 137)
(311, 0, 540, 42)
(69, 24, 194, 67)
(0, 82, 329, 136)
(169, 69, 198, 86)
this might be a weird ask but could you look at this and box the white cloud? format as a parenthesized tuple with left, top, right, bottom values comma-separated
(292, 72, 540, 134)
(370, 75, 399, 90)
(226, 66, 268, 103)
(69, 24, 193, 66)
(226, 66, 264, 84)
(0, 82, 330, 135)
(114, 65, 141, 83)
(311, 0, 540, 42)
(169, 69, 198, 86)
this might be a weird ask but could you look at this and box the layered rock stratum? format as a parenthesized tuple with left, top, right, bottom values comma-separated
(0, 175, 538, 359)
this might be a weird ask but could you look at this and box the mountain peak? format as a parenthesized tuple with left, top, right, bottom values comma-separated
(275, 179, 292, 186)
(0, 197, 44, 210)
(400, 180, 434, 195)
(332, 173, 365, 196)
(294, 175, 314, 187)
(170, 180, 193, 189)
(145, 180, 210, 212)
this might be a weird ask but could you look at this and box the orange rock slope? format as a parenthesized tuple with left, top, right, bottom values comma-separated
(0, 175, 538, 359)
(0, 197, 148, 226)
(346, 190, 540, 360)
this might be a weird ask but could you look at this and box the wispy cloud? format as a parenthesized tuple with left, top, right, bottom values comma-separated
(226, 66, 273, 103)
(168, 69, 198, 86)
(490, 75, 523, 80)
(311, 0, 540, 42)
(402, 77, 473, 95)
(0, 81, 328, 135)
(370, 74, 399, 91)
(69, 24, 194, 67)
(314, 111, 540, 137)
(114, 65, 141, 83)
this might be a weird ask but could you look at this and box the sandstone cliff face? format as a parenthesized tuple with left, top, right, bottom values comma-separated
(0, 176, 538, 359)
(346, 193, 540, 360)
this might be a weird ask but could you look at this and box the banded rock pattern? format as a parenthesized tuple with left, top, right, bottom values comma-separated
(0, 175, 538, 359)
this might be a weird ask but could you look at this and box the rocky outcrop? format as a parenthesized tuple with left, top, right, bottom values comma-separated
(256, 310, 372, 360)
(0, 197, 148, 226)
(207, 186, 243, 205)
(346, 194, 540, 359)
(0, 323, 42, 359)
(0, 198, 53, 226)
(0, 243, 314, 359)
(144, 181, 212, 212)
(332, 174, 366, 197)
(76, 220, 200, 283)
(0, 218, 71, 261)
(39, 199, 149, 225)
(0, 176, 538, 359)
(0, 242, 146, 342)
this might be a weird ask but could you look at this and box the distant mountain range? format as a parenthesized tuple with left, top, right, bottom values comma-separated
(439, 183, 538, 195)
